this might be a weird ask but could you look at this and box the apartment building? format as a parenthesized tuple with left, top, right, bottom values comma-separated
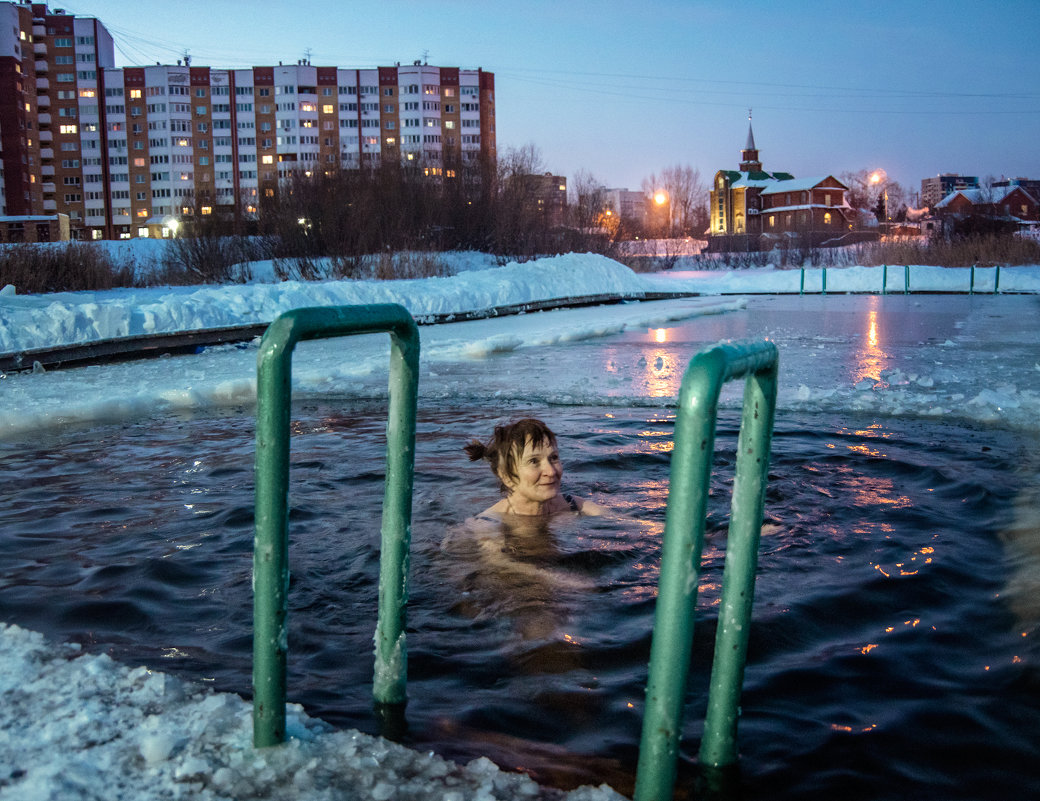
(920, 173, 979, 209)
(0, 2, 496, 240)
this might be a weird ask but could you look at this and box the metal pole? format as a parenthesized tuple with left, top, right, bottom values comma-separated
(882, 264, 887, 295)
(904, 265, 910, 294)
(634, 341, 778, 801)
(253, 304, 419, 747)
(821, 267, 827, 295)
(970, 265, 975, 295)
(995, 265, 1001, 294)
(799, 267, 805, 295)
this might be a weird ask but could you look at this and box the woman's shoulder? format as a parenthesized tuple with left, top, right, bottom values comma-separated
(466, 499, 509, 528)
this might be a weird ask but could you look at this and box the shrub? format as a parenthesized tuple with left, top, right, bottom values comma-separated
(0, 243, 137, 293)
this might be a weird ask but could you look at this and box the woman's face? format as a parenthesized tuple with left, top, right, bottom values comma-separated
(503, 437, 563, 506)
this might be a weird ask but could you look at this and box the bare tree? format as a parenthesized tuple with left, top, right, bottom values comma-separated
(840, 168, 906, 223)
(642, 164, 706, 236)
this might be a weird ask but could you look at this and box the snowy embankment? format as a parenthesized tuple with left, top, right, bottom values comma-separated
(2, 624, 618, 801)
(0, 254, 654, 354)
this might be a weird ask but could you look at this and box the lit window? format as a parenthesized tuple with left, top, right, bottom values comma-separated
(136, 208, 148, 217)
(201, 206, 212, 215)
(824, 212, 832, 225)
(129, 89, 142, 99)
(322, 104, 334, 114)
(59, 124, 78, 134)
(261, 154, 274, 164)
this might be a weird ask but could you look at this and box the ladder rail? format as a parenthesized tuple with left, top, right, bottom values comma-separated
(252, 303, 419, 747)
(634, 339, 778, 801)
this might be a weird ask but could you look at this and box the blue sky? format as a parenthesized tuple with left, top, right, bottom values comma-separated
(63, 0, 1040, 201)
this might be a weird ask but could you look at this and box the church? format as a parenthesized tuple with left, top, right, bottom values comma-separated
(708, 119, 853, 250)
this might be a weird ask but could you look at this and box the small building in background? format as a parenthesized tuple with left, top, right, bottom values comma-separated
(0, 213, 71, 242)
(603, 187, 647, 229)
(934, 185, 1039, 229)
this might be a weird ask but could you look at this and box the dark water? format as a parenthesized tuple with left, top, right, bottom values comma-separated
(1, 402, 1039, 800)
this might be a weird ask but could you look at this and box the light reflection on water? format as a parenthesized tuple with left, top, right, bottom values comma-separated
(0, 404, 1037, 800)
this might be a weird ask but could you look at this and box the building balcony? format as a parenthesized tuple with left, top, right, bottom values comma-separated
(36, 77, 48, 90)
(36, 94, 50, 107)
(32, 24, 46, 37)
(34, 41, 47, 55)
(37, 112, 51, 125)
(41, 165, 55, 177)
(38, 129, 52, 142)
(43, 199, 57, 211)
(35, 59, 48, 73)
(42, 182, 56, 194)
(40, 148, 53, 160)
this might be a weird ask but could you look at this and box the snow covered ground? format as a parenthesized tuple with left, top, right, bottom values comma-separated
(2, 251, 1040, 799)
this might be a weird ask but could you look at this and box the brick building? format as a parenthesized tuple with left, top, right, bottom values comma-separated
(709, 119, 852, 250)
(0, 2, 496, 239)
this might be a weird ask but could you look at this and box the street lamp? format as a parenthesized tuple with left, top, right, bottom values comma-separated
(869, 169, 888, 228)
(652, 190, 670, 237)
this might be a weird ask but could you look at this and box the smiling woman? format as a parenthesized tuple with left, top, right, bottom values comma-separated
(463, 417, 607, 521)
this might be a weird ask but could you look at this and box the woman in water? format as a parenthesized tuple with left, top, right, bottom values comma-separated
(444, 418, 605, 640)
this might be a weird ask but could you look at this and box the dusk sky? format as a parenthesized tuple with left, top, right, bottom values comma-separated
(62, 0, 1040, 203)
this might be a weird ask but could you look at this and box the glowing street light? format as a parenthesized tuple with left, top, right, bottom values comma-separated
(653, 190, 668, 206)
(869, 169, 889, 224)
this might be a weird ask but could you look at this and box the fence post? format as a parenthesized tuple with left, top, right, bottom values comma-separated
(882, 264, 887, 295)
(252, 304, 420, 747)
(904, 264, 910, 294)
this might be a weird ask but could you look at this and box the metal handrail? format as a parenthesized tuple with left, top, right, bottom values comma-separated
(252, 304, 419, 747)
(634, 339, 779, 801)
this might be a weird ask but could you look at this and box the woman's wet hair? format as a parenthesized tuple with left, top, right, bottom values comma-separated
(465, 418, 557, 493)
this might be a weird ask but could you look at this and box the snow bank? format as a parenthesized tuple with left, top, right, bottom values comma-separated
(0, 624, 624, 801)
(0, 254, 652, 354)
(4, 255, 1040, 355)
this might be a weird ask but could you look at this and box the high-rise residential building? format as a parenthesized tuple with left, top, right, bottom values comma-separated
(0, 2, 496, 240)
(920, 173, 979, 210)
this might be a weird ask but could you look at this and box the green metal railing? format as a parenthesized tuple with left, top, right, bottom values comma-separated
(634, 339, 779, 801)
(252, 303, 420, 747)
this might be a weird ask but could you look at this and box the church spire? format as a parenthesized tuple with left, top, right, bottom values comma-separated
(739, 109, 762, 173)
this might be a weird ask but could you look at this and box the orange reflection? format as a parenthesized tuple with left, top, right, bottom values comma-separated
(652, 327, 668, 343)
(851, 298, 888, 384)
(641, 348, 680, 398)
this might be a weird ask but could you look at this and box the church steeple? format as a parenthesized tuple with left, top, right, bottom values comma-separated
(739, 109, 762, 173)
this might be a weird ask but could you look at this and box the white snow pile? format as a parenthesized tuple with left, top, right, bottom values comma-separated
(0, 254, 656, 354)
(4, 254, 1040, 356)
(0, 624, 625, 801)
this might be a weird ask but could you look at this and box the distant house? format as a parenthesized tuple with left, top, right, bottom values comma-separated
(708, 121, 853, 251)
(0, 214, 71, 243)
(934, 185, 1039, 230)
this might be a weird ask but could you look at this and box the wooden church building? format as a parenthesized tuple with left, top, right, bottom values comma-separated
(708, 119, 855, 251)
